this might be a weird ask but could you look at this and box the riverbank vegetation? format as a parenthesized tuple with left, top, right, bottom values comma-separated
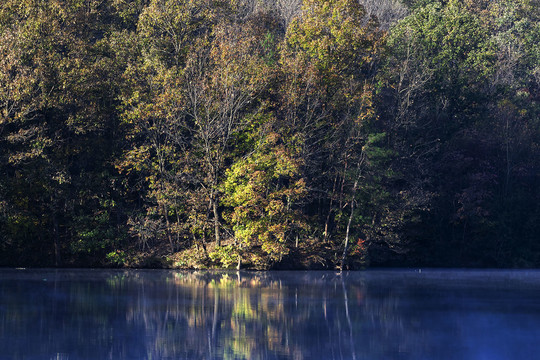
(0, 0, 538, 269)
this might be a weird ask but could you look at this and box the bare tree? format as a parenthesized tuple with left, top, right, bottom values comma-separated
(236, 0, 301, 28)
(277, 0, 302, 27)
(359, 0, 408, 29)
(183, 19, 273, 245)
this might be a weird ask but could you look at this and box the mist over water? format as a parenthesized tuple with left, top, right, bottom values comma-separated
(1, 269, 539, 360)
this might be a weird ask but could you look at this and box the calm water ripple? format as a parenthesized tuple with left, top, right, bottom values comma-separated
(1, 269, 540, 360)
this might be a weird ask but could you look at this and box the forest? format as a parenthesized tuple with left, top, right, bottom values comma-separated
(0, 0, 538, 269)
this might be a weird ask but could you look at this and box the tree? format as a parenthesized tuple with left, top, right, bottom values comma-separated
(119, 1, 278, 257)
(360, 0, 408, 30)
(117, 0, 220, 252)
(381, 0, 539, 266)
(280, 0, 391, 267)
(222, 129, 308, 266)
(181, 11, 278, 247)
(0, 0, 127, 266)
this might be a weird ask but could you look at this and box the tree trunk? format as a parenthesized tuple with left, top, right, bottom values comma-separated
(52, 212, 61, 267)
(163, 203, 174, 252)
(324, 174, 339, 242)
(212, 196, 221, 246)
(340, 179, 358, 271)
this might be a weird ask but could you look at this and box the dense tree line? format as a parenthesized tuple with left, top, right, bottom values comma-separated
(0, 0, 538, 268)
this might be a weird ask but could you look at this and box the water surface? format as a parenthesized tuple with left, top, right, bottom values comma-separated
(1, 269, 539, 360)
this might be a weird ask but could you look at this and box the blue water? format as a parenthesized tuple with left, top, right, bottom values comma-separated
(1, 269, 539, 360)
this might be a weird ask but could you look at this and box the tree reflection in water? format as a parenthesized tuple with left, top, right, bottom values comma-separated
(2, 269, 540, 359)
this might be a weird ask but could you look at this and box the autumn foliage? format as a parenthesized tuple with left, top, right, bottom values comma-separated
(0, 0, 538, 268)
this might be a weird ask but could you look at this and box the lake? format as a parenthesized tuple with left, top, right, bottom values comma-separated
(1, 269, 540, 360)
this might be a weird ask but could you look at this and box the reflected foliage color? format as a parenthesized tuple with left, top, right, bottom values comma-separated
(2, 269, 540, 359)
